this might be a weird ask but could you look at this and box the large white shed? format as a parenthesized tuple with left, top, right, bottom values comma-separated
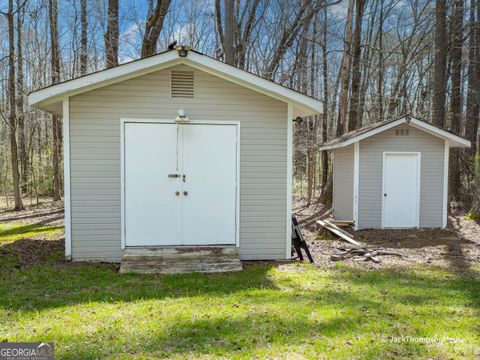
(28, 47, 322, 268)
(319, 115, 471, 230)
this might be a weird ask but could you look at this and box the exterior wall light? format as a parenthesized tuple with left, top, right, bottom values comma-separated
(176, 45, 191, 57)
(175, 108, 189, 123)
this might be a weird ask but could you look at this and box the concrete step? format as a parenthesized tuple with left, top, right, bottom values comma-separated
(119, 246, 243, 274)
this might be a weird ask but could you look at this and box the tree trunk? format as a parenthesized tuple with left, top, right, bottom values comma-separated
(141, 0, 171, 58)
(307, 15, 319, 204)
(236, 0, 261, 69)
(432, 0, 447, 128)
(306, 118, 316, 204)
(377, 0, 384, 121)
(16, 0, 27, 195)
(468, 0, 480, 216)
(336, 0, 354, 136)
(80, 0, 88, 75)
(449, 0, 464, 202)
(465, 0, 479, 156)
(471, 153, 480, 218)
(321, 5, 329, 190)
(105, 0, 119, 67)
(49, 0, 62, 201)
(348, 0, 365, 131)
(224, 0, 235, 65)
(357, 0, 376, 125)
(7, 0, 24, 210)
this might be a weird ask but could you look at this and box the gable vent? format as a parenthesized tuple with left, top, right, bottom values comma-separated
(171, 71, 195, 98)
(395, 128, 409, 136)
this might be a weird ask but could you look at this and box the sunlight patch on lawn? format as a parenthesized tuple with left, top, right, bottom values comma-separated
(0, 223, 64, 244)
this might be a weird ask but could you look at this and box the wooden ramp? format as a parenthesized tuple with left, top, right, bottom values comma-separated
(316, 219, 361, 246)
(120, 246, 243, 274)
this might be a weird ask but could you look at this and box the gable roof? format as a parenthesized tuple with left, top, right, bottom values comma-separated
(28, 48, 322, 117)
(318, 115, 471, 150)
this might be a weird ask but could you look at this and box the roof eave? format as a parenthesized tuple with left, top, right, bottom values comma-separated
(318, 116, 471, 151)
(28, 50, 323, 117)
(28, 51, 180, 110)
(183, 53, 322, 117)
(408, 118, 471, 148)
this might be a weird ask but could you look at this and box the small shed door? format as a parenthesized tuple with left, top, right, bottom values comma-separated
(382, 153, 420, 228)
(124, 122, 237, 247)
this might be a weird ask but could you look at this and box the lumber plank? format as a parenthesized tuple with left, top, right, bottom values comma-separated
(330, 247, 403, 263)
(324, 220, 361, 243)
(327, 219, 355, 227)
(316, 219, 361, 246)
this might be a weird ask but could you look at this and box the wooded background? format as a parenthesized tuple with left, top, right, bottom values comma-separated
(0, 0, 479, 217)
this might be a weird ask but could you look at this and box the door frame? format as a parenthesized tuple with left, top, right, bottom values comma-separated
(120, 118, 240, 249)
(381, 151, 421, 229)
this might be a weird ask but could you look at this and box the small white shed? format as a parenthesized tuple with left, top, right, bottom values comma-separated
(28, 47, 322, 267)
(319, 115, 470, 230)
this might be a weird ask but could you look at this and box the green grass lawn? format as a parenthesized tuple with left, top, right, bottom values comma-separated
(0, 222, 64, 245)
(0, 223, 479, 359)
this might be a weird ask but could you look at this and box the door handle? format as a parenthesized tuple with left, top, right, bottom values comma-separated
(175, 191, 180, 196)
(183, 191, 188, 196)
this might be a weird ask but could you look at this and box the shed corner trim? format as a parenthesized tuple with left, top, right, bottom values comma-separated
(353, 142, 360, 230)
(286, 103, 294, 259)
(62, 96, 72, 259)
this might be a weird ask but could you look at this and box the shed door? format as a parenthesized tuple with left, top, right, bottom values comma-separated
(182, 124, 237, 245)
(124, 123, 182, 246)
(382, 153, 420, 228)
(124, 122, 237, 247)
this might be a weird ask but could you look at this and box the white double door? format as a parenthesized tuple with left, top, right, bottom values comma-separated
(124, 122, 237, 246)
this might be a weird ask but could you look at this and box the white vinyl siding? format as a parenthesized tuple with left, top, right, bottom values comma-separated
(358, 125, 444, 229)
(333, 145, 354, 220)
(69, 64, 287, 261)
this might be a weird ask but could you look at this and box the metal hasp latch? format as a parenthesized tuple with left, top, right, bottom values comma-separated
(167, 174, 186, 182)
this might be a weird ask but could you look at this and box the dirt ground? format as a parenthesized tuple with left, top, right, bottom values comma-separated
(0, 199, 64, 226)
(1, 197, 479, 276)
(293, 196, 480, 276)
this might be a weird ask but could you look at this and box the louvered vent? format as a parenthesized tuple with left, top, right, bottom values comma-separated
(395, 128, 409, 136)
(171, 71, 195, 98)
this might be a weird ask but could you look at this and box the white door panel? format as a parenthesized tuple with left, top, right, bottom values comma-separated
(125, 123, 182, 246)
(124, 122, 237, 247)
(383, 153, 419, 228)
(182, 124, 237, 245)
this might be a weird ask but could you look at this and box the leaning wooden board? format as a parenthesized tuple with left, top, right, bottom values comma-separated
(327, 219, 355, 227)
(316, 219, 361, 246)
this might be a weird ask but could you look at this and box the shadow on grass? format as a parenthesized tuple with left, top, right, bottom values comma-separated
(334, 266, 480, 310)
(1, 238, 479, 359)
(0, 238, 279, 311)
(0, 239, 64, 268)
(0, 223, 64, 240)
(58, 311, 384, 359)
(0, 241, 387, 315)
(444, 242, 479, 278)
(0, 208, 64, 223)
(1, 238, 478, 310)
(11, 267, 458, 359)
